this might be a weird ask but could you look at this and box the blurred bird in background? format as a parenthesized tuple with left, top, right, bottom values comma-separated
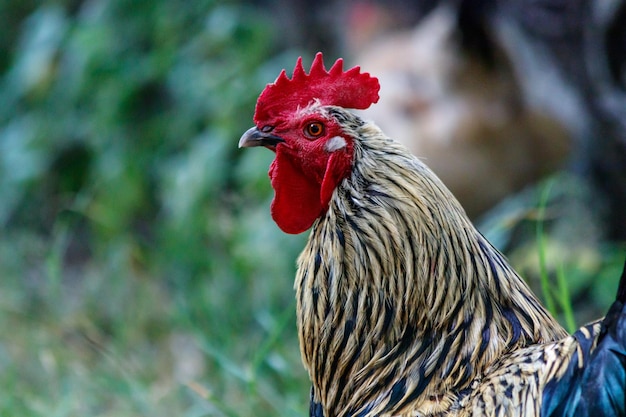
(353, 3, 571, 218)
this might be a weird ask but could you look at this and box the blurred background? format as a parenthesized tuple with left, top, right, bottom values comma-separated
(0, 0, 624, 415)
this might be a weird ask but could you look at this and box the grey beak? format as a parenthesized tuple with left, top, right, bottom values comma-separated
(238, 127, 285, 148)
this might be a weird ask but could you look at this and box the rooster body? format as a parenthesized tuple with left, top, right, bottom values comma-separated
(294, 109, 566, 416)
(239, 53, 626, 416)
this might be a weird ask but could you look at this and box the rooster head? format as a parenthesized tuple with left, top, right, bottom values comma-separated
(239, 53, 380, 234)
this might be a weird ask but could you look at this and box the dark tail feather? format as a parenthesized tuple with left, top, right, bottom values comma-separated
(616, 256, 626, 304)
(541, 256, 626, 417)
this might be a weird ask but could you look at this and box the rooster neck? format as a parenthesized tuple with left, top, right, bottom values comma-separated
(294, 124, 566, 416)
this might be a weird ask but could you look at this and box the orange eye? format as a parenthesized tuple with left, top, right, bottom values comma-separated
(304, 122, 325, 138)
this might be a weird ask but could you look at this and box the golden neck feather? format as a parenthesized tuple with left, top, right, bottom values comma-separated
(294, 118, 567, 416)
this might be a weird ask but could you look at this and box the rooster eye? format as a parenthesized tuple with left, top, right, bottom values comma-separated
(304, 122, 325, 138)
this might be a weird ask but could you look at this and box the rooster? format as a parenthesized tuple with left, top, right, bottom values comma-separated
(238, 53, 626, 416)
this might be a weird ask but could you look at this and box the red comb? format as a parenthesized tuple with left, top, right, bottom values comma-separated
(253, 52, 380, 126)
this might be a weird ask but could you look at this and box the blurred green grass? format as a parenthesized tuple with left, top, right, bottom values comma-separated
(0, 1, 311, 415)
(0, 1, 623, 416)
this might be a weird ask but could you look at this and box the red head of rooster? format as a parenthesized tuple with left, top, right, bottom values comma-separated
(239, 53, 380, 234)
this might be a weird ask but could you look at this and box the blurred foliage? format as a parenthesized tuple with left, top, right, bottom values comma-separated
(0, 0, 309, 416)
(479, 173, 625, 326)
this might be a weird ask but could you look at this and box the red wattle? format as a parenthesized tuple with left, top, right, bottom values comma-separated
(320, 151, 351, 207)
(269, 151, 324, 234)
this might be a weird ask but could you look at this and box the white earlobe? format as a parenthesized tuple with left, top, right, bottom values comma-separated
(325, 136, 347, 152)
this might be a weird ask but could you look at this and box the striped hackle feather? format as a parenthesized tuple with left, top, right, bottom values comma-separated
(294, 106, 568, 416)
